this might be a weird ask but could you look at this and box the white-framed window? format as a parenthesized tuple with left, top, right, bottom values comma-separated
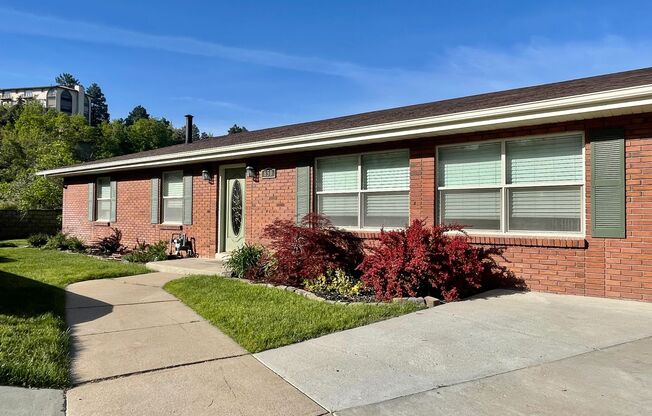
(437, 133, 585, 236)
(162, 170, 184, 224)
(315, 150, 410, 229)
(96, 177, 112, 221)
(46, 89, 56, 108)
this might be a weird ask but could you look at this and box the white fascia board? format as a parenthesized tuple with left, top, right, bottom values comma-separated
(38, 84, 652, 177)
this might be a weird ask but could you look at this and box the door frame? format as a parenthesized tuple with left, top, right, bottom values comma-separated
(217, 163, 246, 253)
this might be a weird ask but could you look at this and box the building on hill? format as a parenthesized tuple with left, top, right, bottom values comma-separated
(0, 84, 91, 121)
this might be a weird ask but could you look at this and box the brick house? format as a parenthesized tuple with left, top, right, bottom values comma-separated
(39, 67, 652, 301)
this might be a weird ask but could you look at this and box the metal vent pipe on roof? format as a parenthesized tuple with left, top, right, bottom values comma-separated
(185, 114, 193, 144)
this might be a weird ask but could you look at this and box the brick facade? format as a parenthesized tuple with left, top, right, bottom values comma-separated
(62, 113, 652, 301)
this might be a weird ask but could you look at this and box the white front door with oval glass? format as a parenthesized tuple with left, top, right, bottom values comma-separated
(224, 168, 246, 252)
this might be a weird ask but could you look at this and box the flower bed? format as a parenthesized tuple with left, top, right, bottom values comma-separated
(225, 214, 525, 304)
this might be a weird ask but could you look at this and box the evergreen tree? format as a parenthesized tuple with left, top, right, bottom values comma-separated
(86, 83, 110, 126)
(125, 105, 150, 126)
(227, 124, 248, 134)
(55, 73, 81, 87)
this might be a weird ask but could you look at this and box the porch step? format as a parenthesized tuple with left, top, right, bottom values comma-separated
(146, 258, 229, 276)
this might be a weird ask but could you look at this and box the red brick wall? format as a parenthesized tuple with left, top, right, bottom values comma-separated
(63, 164, 219, 257)
(62, 113, 652, 301)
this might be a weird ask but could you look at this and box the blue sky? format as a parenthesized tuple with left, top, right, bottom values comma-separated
(2, 1, 652, 135)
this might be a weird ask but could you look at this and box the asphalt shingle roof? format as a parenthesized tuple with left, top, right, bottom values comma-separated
(72, 66, 652, 167)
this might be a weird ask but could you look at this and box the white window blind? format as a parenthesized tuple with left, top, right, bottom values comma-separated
(440, 189, 501, 230)
(363, 151, 409, 190)
(438, 142, 501, 187)
(316, 151, 409, 228)
(163, 171, 184, 197)
(509, 187, 582, 232)
(163, 171, 184, 223)
(363, 192, 409, 227)
(437, 134, 584, 235)
(316, 156, 358, 192)
(507, 135, 583, 183)
(317, 194, 358, 227)
(96, 177, 111, 221)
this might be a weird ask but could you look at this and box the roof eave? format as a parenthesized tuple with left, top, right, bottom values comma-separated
(37, 84, 652, 178)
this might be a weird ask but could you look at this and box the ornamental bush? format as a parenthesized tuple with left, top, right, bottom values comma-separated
(304, 269, 365, 300)
(27, 233, 50, 248)
(123, 240, 168, 263)
(42, 232, 86, 252)
(358, 219, 521, 302)
(225, 243, 271, 280)
(94, 227, 124, 255)
(262, 213, 364, 287)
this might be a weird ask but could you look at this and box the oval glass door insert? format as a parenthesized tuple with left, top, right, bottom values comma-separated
(231, 179, 243, 236)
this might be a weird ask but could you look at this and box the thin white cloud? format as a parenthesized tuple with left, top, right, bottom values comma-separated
(3, 6, 651, 119)
(0, 7, 403, 82)
(170, 96, 285, 116)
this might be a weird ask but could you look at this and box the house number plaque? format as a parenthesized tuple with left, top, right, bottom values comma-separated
(260, 168, 276, 179)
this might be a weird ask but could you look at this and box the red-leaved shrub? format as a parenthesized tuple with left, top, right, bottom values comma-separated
(358, 220, 522, 301)
(262, 213, 364, 287)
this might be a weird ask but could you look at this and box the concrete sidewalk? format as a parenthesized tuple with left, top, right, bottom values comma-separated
(146, 258, 228, 276)
(65, 272, 325, 416)
(256, 290, 652, 415)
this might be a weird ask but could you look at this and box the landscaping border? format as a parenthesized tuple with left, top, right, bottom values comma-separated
(230, 277, 442, 308)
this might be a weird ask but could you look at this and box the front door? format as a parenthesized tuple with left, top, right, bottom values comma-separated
(224, 167, 246, 252)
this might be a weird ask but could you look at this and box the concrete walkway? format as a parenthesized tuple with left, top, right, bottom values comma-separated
(256, 290, 652, 415)
(146, 258, 228, 276)
(0, 386, 64, 416)
(65, 272, 325, 416)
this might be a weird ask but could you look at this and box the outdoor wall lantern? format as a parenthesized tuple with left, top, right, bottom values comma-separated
(245, 166, 256, 178)
(201, 169, 211, 181)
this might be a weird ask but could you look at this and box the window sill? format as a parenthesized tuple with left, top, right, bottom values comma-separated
(159, 224, 183, 231)
(466, 235, 587, 248)
(93, 221, 111, 227)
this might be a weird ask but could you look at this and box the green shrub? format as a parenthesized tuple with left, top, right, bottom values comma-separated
(27, 233, 50, 248)
(66, 236, 86, 253)
(43, 232, 85, 252)
(304, 269, 364, 298)
(123, 240, 169, 263)
(43, 232, 70, 250)
(225, 243, 268, 279)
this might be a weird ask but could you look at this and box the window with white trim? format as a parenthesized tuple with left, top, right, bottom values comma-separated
(437, 134, 584, 235)
(162, 170, 184, 224)
(315, 150, 409, 228)
(96, 177, 112, 221)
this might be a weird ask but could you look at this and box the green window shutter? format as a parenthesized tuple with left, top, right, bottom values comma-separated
(109, 180, 117, 223)
(150, 177, 160, 224)
(590, 128, 625, 238)
(182, 173, 193, 225)
(87, 182, 95, 222)
(296, 164, 311, 224)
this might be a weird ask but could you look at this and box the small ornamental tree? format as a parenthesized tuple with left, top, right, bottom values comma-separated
(262, 213, 364, 287)
(358, 220, 522, 301)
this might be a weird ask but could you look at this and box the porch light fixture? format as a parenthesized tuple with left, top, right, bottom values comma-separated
(201, 169, 211, 181)
(245, 166, 256, 178)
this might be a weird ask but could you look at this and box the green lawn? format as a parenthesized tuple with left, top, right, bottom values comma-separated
(0, 240, 148, 388)
(165, 275, 423, 353)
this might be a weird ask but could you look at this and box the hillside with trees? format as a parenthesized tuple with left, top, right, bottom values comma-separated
(0, 73, 224, 211)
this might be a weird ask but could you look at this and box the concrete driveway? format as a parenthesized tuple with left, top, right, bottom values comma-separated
(65, 272, 325, 416)
(255, 290, 652, 415)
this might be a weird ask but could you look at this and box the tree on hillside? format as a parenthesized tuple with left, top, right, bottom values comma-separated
(55, 73, 81, 87)
(125, 105, 150, 126)
(0, 102, 83, 210)
(86, 83, 110, 126)
(227, 124, 248, 134)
